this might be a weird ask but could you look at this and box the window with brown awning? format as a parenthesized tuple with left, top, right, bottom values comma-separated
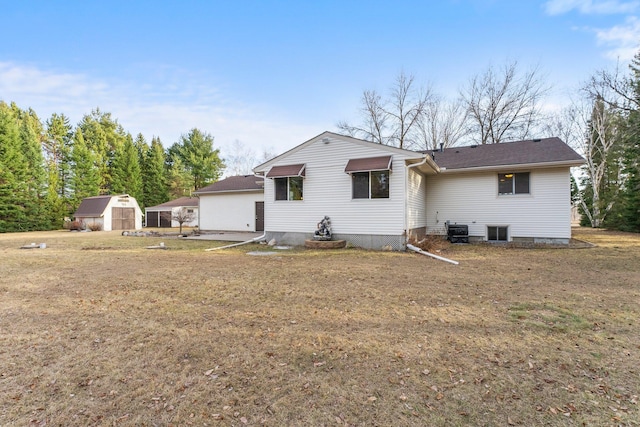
(344, 156, 392, 173)
(266, 164, 306, 178)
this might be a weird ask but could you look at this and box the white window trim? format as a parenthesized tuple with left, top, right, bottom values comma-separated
(487, 225, 509, 242)
(351, 170, 390, 200)
(275, 176, 304, 201)
(498, 172, 530, 196)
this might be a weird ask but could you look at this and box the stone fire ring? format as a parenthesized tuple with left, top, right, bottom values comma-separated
(304, 239, 346, 249)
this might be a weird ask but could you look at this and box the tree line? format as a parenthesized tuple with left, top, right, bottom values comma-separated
(1, 52, 639, 233)
(0, 104, 223, 232)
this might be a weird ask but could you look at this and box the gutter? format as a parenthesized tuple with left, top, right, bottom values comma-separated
(437, 159, 585, 174)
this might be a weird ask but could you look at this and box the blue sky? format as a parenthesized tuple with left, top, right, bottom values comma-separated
(1, 0, 639, 158)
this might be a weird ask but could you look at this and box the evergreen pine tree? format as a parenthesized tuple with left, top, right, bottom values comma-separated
(44, 113, 74, 226)
(619, 51, 640, 231)
(620, 138, 640, 232)
(167, 156, 192, 199)
(78, 109, 128, 194)
(143, 136, 169, 207)
(110, 133, 143, 202)
(45, 113, 74, 200)
(0, 103, 29, 231)
(17, 107, 49, 230)
(70, 129, 100, 212)
(174, 128, 224, 191)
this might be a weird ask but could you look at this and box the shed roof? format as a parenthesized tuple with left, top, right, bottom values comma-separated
(194, 175, 265, 194)
(74, 195, 113, 217)
(146, 197, 199, 210)
(425, 137, 584, 171)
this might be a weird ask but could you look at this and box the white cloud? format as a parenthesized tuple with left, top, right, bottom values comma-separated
(0, 61, 320, 157)
(594, 16, 640, 59)
(544, 0, 640, 15)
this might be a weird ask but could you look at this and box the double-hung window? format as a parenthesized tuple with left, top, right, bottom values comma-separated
(345, 156, 392, 199)
(266, 164, 305, 201)
(498, 172, 530, 195)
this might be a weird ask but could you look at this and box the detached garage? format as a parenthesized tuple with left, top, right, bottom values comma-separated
(74, 194, 143, 231)
(194, 175, 264, 232)
(145, 197, 199, 228)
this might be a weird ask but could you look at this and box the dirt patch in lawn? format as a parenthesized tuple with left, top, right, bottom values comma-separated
(0, 228, 638, 426)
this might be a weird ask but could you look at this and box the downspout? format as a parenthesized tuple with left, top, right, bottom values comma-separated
(405, 155, 429, 247)
(204, 232, 266, 251)
(407, 244, 459, 265)
(205, 173, 267, 251)
(405, 154, 458, 265)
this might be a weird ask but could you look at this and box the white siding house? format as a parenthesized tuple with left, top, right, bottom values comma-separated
(253, 132, 438, 249)
(425, 168, 573, 242)
(253, 132, 584, 250)
(74, 194, 143, 231)
(194, 175, 265, 232)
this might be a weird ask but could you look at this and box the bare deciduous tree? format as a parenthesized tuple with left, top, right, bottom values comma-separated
(460, 61, 549, 144)
(417, 95, 468, 150)
(586, 62, 638, 111)
(337, 72, 432, 149)
(224, 140, 276, 176)
(563, 76, 624, 228)
(163, 208, 196, 235)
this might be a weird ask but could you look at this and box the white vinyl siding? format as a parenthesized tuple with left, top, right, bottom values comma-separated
(261, 136, 414, 236)
(406, 168, 427, 230)
(425, 168, 572, 240)
(199, 191, 263, 232)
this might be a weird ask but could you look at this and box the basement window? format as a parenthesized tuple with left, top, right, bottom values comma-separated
(487, 226, 508, 242)
(498, 172, 530, 195)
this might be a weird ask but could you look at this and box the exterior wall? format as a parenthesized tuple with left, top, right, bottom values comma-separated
(406, 167, 427, 239)
(199, 191, 263, 231)
(261, 136, 413, 249)
(425, 167, 573, 241)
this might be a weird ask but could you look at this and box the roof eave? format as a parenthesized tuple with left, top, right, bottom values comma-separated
(439, 159, 585, 173)
(406, 155, 440, 174)
(194, 188, 264, 195)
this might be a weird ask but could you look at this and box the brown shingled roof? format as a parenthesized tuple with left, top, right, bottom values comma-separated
(425, 137, 584, 170)
(74, 195, 113, 217)
(194, 175, 264, 194)
(146, 197, 199, 210)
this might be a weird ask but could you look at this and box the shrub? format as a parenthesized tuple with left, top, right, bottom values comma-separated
(87, 222, 103, 231)
(409, 233, 449, 252)
(64, 220, 86, 231)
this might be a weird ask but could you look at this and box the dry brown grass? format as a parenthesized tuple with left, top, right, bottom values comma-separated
(0, 228, 638, 426)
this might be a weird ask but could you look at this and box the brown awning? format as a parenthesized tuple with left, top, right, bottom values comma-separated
(344, 156, 392, 173)
(266, 164, 306, 178)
